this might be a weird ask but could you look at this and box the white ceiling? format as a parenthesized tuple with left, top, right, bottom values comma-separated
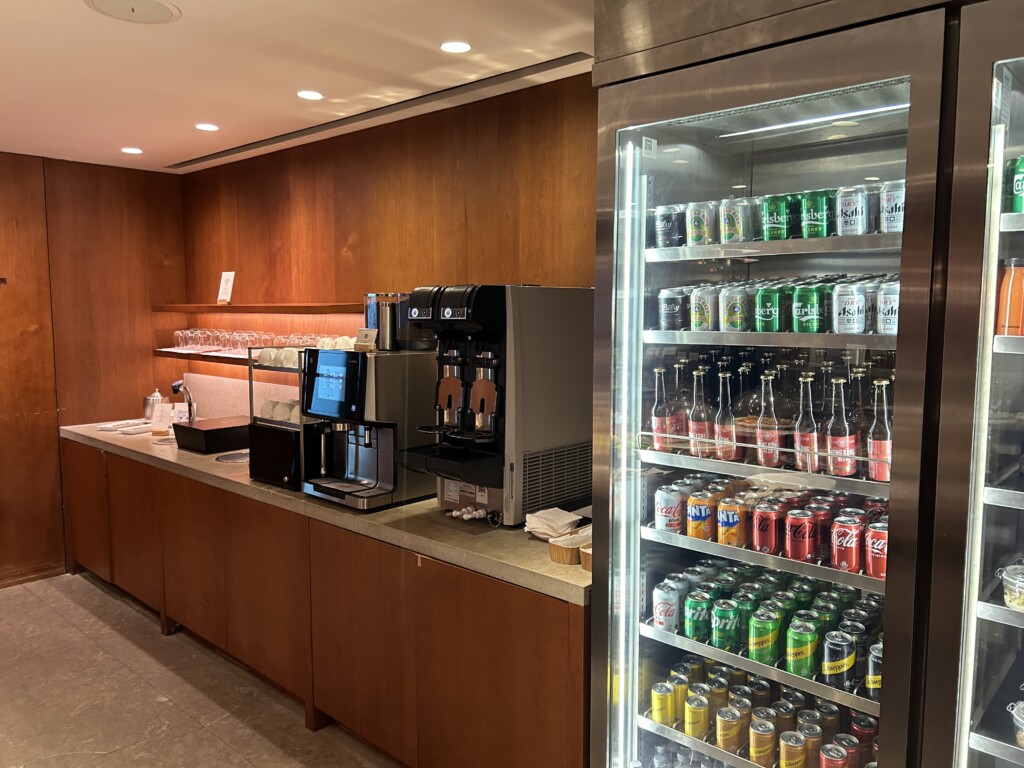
(0, 0, 593, 173)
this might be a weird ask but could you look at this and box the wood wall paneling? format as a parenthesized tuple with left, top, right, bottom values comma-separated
(60, 440, 110, 580)
(106, 455, 164, 609)
(44, 160, 186, 425)
(0, 152, 64, 586)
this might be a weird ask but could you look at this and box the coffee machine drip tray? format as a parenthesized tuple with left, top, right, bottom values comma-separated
(399, 443, 504, 489)
(306, 476, 388, 498)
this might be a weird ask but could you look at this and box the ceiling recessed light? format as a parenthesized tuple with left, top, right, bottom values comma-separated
(440, 41, 472, 53)
(826, 134, 848, 141)
(297, 90, 324, 101)
(672, 159, 690, 165)
(120, 147, 143, 155)
(662, 147, 682, 154)
(732, 184, 747, 189)
(865, 176, 881, 181)
(195, 123, 219, 132)
(832, 120, 860, 127)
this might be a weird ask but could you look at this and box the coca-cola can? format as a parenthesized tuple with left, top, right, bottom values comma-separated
(807, 504, 834, 562)
(653, 581, 681, 633)
(828, 492, 855, 508)
(785, 510, 817, 562)
(831, 517, 864, 573)
(753, 504, 785, 555)
(865, 523, 889, 579)
(838, 507, 869, 524)
(654, 485, 685, 532)
(810, 496, 835, 510)
(864, 497, 889, 522)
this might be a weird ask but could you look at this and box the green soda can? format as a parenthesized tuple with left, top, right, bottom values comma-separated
(684, 591, 713, 642)
(817, 590, 843, 606)
(698, 581, 723, 601)
(826, 188, 839, 235)
(786, 621, 818, 679)
(759, 599, 786, 625)
(711, 599, 741, 650)
(800, 190, 830, 238)
(738, 582, 764, 600)
(1014, 155, 1024, 213)
(811, 600, 841, 633)
(733, 592, 760, 633)
(762, 196, 794, 241)
(755, 286, 783, 332)
(737, 563, 760, 581)
(764, 568, 791, 587)
(792, 284, 823, 333)
(714, 575, 739, 598)
(819, 282, 835, 332)
(772, 591, 798, 625)
(793, 609, 823, 664)
(791, 583, 817, 611)
(831, 584, 859, 610)
(748, 610, 782, 664)
(756, 573, 786, 592)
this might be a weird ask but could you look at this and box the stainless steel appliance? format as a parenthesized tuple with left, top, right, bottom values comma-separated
(403, 284, 594, 526)
(300, 349, 436, 510)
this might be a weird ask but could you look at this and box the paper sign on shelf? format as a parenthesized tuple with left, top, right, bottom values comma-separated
(354, 328, 378, 353)
(217, 272, 235, 305)
(150, 403, 174, 436)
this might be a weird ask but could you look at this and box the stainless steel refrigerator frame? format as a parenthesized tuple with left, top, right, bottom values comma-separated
(591, 12, 947, 768)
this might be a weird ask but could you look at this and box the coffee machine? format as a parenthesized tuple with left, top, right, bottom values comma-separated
(402, 285, 594, 526)
(300, 349, 436, 510)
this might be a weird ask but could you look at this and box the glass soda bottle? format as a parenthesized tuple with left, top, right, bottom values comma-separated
(817, 360, 835, 421)
(689, 368, 714, 458)
(826, 377, 857, 477)
(715, 371, 741, 461)
(794, 373, 821, 472)
(672, 361, 691, 439)
(756, 373, 784, 468)
(651, 367, 673, 452)
(849, 370, 871, 477)
(651, 745, 669, 768)
(868, 378, 893, 481)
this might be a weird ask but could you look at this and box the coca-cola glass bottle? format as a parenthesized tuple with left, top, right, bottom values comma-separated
(868, 378, 893, 482)
(715, 371, 741, 461)
(689, 368, 713, 458)
(794, 372, 821, 472)
(826, 377, 858, 477)
(756, 373, 784, 468)
(651, 367, 673, 452)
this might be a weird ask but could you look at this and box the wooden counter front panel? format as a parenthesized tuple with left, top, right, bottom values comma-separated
(223, 496, 311, 700)
(309, 520, 418, 767)
(60, 440, 110, 581)
(106, 455, 163, 610)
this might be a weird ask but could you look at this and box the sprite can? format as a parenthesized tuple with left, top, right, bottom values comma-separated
(1013, 156, 1024, 213)
(684, 591, 713, 641)
(792, 284, 823, 333)
(711, 599, 741, 650)
(748, 610, 781, 664)
(755, 286, 783, 332)
(733, 592, 759, 632)
(786, 621, 818, 679)
(762, 195, 794, 241)
(800, 190, 830, 238)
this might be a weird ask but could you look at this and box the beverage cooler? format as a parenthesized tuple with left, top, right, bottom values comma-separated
(591, 11, 947, 768)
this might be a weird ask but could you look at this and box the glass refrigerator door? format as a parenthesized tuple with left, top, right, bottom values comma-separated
(597, 13, 945, 768)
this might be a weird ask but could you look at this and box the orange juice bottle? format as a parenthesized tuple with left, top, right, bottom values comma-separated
(996, 258, 1024, 336)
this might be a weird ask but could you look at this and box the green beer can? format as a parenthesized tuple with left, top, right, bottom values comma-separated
(711, 599, 741, 650)
(800, 190, 830, 238)
(1013, 155, 1024, 213)
(785, 621, 818, 679)
(792, 284, 823, 333)
(754, 286, 783, 332)
(685, 591, 713, 642)
(748, 610, 781, 664)
(762, 195, 793, 241)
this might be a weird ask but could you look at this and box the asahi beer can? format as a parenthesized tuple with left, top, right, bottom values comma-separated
(654, 485, 685, 532)
(657, 287, 690, 331)
(837, 186, 870, 236)
(880, 179, 906, 233)
(691, 285, 719, 331)
(861, 281, 880, 330)
(832, 283, 867, 334)
(877, 281, 900, 335)
(720, 199, 753, 244)
(652, 581, 681, 633)
(654, 204, 685, 247)
(686, 202, 718, 245)
(720, 284, 751, 332)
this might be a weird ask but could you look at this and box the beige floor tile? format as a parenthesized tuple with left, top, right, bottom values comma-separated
(81, 722, 254, 767)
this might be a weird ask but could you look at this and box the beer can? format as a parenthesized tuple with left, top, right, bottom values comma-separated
(832, 284, 867, 334)
(801, 190, 831, 239)
(683, 694, 710, 738)
(880, 179, 906, 233)
(720, 199, 753, 244)
(822, 631, 857, 692)
(668, 674, 689, 714)
(691, 285, 719, 331)
(711, 599, 741, 650)
(816, 701, 841, 743)
(652, 582, 681, 633)
(657, 287, 690, 331)
(750, 720, 777, 767)
(837, 186, 870, 236)
(651, 681, 676, 725)
(753, 503, 785, 554)
(747, 197, 765, 241)
(779, 730, 808, 768)
(877, 281, 900, 335)
(687, 492, 717, 540)
(835, 735, 862, 768)
(755, 286, 785, 332)
(820, 743, 851, 768)
(748, 679, 773, 708)
(793, 284, 823, 333)
(720, 284, 751, 332)
(763, 195, 795, 241)
(717, 498, 749, 547)
(861, 281, 880, 331)
(654, 204, 685, 247)
(838, 619, 869, 678)
(865, 183, 884, 233)
(866, 522, 889, 579)
(831, 517, 864, 573)
(654, 485, 685, 532)
(707, 675, 730, 712)
(687, 202, 718, 245)
(772, 700, 797, 734)
(749, 610, 782, 664)
(866, 643, 883, 701)
(684, 591, 713, 641)
(716, 706, 743, 754)
(785, 510, 817, 562)
(798, 723, 823, 766)
(786, 622, 818, 679)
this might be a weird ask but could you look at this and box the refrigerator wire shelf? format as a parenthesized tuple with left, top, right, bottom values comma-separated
(968, 654, 1024, 766)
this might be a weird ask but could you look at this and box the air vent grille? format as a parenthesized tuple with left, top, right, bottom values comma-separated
(521, 440, 592, 515)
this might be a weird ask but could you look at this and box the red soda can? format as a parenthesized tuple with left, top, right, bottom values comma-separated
(838, 507, 869, 525)
(864, 497, 888, 522)
(865, 523, 889, 579)
(807, 504, 834, 562)
(829, 492, 854, 508)
(820, 744, 851, 768)
(810, 495, 835, 511)
(785, 510, 817, 562)
(753, 504, 785, 555)
(831, 517, 864, 573)
(873, 736, 879, 762)
(765, 495, 795, 512)
(834, 735, 862, 768)
(851, 714, 879, 744)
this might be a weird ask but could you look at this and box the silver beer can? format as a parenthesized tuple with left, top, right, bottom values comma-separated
(654, 485, 685, 531)
(880, 180, 906, 233)
(719, 199, 752, 244)
(832, 284, 867, 334)
(836, 186, 870, 236)
(877, 281, 901, 335)
(691, 285, 720, 331)
(719, 284, 751, 332)
(864, 183, 884, 233)
(686, 202, 718, 246)
(652, 581, 681, 633)
(860, 281, 881, 331)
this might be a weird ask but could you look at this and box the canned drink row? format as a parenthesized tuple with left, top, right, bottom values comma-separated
(651, 181, 905, 248)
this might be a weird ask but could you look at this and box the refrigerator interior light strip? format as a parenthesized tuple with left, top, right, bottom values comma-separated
(717, 103, 911, 138)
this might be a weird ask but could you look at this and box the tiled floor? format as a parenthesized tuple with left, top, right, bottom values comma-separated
(0, 574, 399, 768)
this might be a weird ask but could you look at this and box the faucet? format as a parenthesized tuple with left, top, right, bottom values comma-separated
(171, 380, 195, 423)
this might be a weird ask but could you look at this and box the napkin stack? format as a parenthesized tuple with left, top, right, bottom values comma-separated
(525, 507, 583, 540)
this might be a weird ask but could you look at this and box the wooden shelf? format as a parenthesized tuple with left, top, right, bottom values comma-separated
(152, 303, 363, 314)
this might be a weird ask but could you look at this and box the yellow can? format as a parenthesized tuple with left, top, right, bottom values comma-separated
(716, 706, 743, 754)
(707, 676, 729, 713)
(684, 694, 710, 739)
(668, 674, 689, 717)
(650, 682, 675, 726)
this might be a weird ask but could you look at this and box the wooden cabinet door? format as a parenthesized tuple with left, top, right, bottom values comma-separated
(223, 495, 311, 700)
(413, 557, 583, 768)
(60, 440, 110, 581)
(106, 455, 163, 610)
(159, 472, 226, 648)
(309, 520, 418, 767)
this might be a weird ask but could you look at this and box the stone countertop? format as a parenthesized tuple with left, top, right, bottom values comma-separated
(60, 425, 592, 605)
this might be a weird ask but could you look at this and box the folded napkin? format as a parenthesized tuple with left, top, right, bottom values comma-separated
(525, 507, 583, 540)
